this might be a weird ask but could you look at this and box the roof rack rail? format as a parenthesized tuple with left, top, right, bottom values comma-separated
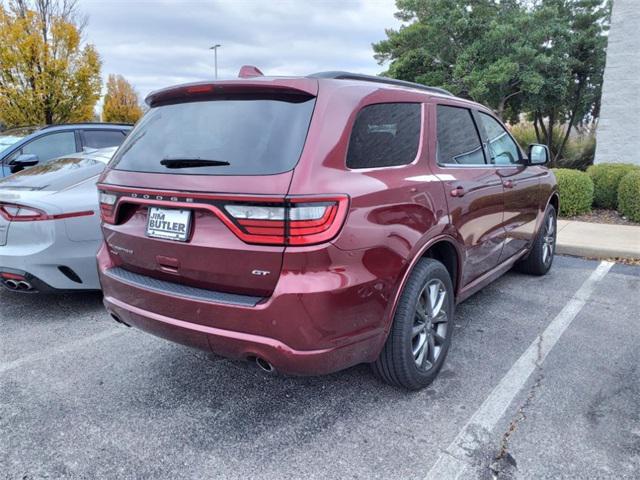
(308, 71, 453, 96)
(39, 122, 134, 130)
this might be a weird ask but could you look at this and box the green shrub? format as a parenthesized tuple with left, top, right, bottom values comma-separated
(617, 170, 640, 222)
(587, 163, 640, 209)
(552, 168, 594, 217)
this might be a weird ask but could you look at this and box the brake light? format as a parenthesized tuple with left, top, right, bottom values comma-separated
(97, 186, 349, 246)
(99, 192, 117, 224)
(223, 197, 348, 246)
(186, 84, 215, 94)
(225, 205, 285, 221)
(0, 203, 94, 222)
(0, 204, 46, 221)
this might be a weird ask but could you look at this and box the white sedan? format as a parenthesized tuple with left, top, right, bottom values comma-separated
(0, 147, 116, 292)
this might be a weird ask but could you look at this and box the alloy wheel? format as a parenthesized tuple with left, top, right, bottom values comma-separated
(542, 213, 556, 265)
(412, 279, 449, 371)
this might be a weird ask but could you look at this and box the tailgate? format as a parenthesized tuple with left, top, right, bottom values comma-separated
(99, 172, 292, 298)
(97, 84, 317, 298)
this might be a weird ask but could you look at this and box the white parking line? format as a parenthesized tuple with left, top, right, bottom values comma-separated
(425, 260, 614, 480)
(0, 328, 125, 374)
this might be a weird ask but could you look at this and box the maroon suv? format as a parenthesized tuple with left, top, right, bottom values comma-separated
(97, 69, 558, 390)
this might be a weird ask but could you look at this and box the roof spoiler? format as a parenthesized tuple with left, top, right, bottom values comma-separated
(145, 79, 318, 107)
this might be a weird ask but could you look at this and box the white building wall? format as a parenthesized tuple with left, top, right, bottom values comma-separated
(595, 0, 640, 165)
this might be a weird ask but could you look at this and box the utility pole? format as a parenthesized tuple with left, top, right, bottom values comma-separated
(210, 44, 222, 79)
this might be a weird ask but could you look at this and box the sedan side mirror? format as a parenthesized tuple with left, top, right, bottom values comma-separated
(9, 153, 39, 173)
(527, 144, 549, 166)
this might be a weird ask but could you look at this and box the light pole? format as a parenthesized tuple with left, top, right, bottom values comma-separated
(210, 44, 221, 80)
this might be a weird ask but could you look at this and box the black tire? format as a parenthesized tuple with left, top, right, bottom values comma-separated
(517, 204, 557, 276)
(372, 258, 454, 390)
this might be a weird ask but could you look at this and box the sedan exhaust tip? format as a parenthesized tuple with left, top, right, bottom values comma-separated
(2, 278, 33, 292)
(16, 281, 32, 291)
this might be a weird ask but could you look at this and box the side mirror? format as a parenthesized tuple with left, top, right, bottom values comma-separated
(527, 144, 549, 165)
(9, 153, 39, 173)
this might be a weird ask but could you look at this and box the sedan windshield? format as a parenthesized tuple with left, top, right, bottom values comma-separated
(0, 126, 40, 154)
(0, 134, 25, 155)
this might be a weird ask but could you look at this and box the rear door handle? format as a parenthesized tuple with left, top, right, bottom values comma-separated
(503, 180, 515, 189)
(450, 186, 466, 197)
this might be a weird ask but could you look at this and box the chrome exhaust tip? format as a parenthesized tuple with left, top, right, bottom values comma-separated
(4, 279, 18, 290)
(255, 357, 276, 374)
(16, 281, 32, 291)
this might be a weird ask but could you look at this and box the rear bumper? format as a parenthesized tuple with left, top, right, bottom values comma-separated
(104, 295, 377, 375)
(98, 242, 401, 375)
(0, 267, 65, 293)
(0, 220, 100, 291)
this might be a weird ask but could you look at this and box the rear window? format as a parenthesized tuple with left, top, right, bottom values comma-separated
(346, 103, 421, 169)
(110, 98, 315, 175)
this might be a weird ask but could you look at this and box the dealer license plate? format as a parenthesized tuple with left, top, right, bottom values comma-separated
(146, 207, 191, 242)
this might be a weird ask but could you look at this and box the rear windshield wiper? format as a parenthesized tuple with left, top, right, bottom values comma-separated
(160, 158, 230, 169)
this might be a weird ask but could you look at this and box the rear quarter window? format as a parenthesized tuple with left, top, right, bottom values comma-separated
(83, 130, 126, 149)
(110, 97, 316, 176)
(346, 103, 421, 169)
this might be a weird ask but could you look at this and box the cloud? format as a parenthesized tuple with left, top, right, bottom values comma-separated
(78, 0, 401, 102)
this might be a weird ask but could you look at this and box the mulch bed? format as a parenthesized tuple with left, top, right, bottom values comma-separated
(587, 257, 640, 266)
(613, 258, 640, 266)
(563, 208, 639, 226)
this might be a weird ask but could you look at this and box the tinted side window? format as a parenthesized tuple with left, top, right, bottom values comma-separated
(19, 131, 76, 163)
(346, 103, 421, 169)
(83, 130, 126, 149)
(478, 113, 521, 165)
(436, 105, 485, 165)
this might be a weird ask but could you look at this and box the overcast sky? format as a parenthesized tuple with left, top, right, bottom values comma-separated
(78, 0, 402, 103)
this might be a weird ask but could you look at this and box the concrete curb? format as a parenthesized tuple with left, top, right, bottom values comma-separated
(556, 220, 640, 260)
(556, 243, 639, 260)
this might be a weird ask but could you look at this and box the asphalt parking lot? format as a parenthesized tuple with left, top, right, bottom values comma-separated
(1, 256, 638, 479)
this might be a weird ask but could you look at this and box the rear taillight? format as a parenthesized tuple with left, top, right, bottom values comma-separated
(99, 192, 117, 224)
(97, 187, 349, 246)
(0, 203, 46, 221)
(223, 197, 348, 246)
(0, 203, 93, 222)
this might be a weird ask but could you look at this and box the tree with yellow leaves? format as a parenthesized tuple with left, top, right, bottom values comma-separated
(102, 74, 143, 124)
(0, 0, 102, 127)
